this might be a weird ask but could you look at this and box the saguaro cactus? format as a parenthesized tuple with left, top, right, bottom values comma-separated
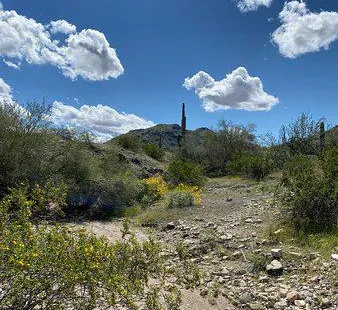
(181, 102, 186, 137)
(178, 103, 187, 147)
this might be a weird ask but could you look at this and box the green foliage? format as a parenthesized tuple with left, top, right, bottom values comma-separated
(0, 101, 146, 218)
(0, 102, 51, 197)
(0, 186, 199, 309)
(167, 157, 204, 187)
(179, 120, 257, 176)
(142, 143, 165, 160)
(279, 154, 337, 233)
(227, 154, 273, 181)
(117, 134, 141, 151)
(167, 190, 195, 209)
(279, 113, 326, 156)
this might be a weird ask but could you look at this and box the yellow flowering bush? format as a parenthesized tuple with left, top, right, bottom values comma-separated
(0, 184, 200, 309)
(166, 185, 202, 209)
(144, 175, 168, 200)
(176, 184, 202, 206)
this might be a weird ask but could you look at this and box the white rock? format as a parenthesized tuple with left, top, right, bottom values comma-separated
(266, 260, 283, 276)
(331, 253, 338, 260)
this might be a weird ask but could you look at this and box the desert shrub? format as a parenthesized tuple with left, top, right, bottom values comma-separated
(178, 121, 257, 177)
(77, 176, 145, 219)
(167, 191, 195, 209)
(227, 154, 273, 181)
(0, 186, 200, 309)
(0, 102, 51, 197)
(280, 154, 337, 233)
(144, 175, 168, 201)
(279, 113, 326, 156)
(117, 134, 141, 151)
(175, 183, 202, 206)
(167, 158, 204, 187)
(321, 147, 338, 196)
(142, 143, 165, 160)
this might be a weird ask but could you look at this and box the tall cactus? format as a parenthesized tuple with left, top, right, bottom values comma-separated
(178, 103, 186, 147)
(181, 102, 186, 137)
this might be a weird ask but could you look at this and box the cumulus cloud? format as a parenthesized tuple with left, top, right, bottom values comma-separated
(272, 1, 338, 58)
(59, 30, 124, 80)
(51, 102, 156, 142)
(49, 19, 76, 34)
(0, 10, 124, 80)
(236, 0, 272, 12)
(183, 67, 278, 112)
(0, 77, 13, 103)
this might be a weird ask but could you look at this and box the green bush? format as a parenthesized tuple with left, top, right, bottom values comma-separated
(227, 154, 273, 181)
(167, 158, 204, 187)
(179, 120, 257, 177)
(167, 191, 195, 209)
(0, 185, 199, 309)
(0, 102, 51, 197)
(280, 154, 337, 233)
(279, 113, 326, 156)
(142, 143, 165, 160)
(117, 134, 141, 151)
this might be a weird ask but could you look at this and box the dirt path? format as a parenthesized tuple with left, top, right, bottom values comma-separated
(70, 177, 337, 309)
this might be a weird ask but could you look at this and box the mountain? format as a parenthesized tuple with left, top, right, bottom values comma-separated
(110, 124, 214, 149)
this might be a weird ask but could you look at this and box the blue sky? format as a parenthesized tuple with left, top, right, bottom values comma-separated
(0, 0, 337, 141)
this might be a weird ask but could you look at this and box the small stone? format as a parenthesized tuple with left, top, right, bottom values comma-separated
(286, 291, 298, 304)
(226, 197, 233, 202)
(331, 253, 338, 260)
(249, 303, 263, 310)
(219, 267, 230, 276)
(294, 300, 306, 307)
(166, 222, 175, 230)
(274, 300, 287, 309)
(321, 298, 331, 308)
(232, 251, 242, 259)
(271, 248, 283, 259)
(220, 234, 233, 241)
(279, 288, 288, 298)
(239, 291, 252, 304)
(259, 276, 269, 283)
(289, 251, 302, 258)
(266, 260, 283, 276)
(274, 229, 284, 235)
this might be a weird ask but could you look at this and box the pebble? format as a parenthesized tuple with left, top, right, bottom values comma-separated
(271, 248, 283, 259)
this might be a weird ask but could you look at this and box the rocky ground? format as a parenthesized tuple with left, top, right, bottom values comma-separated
(144, 177, 338, 310)
(75, 176, 337, 310)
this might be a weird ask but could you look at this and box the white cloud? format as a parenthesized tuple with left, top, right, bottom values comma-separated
(236, 0, 273, 12)
(272, 1, 338, 58)
(51, 102, 156, 142)
(0, 10, 124, 81)
(59, 30, 124, 81)
(183, 67, 278, 112)
(0, 77, 13, 103)
(3, 59, 20, 69)
(49, 19, 76, 34)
